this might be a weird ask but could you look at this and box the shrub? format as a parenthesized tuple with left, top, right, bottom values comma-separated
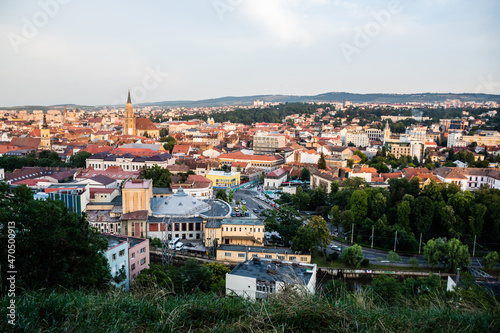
(409, 257, 418, 268)
(483, 251, 499, 270)
(327, 252, 339, 262)
(361, 258, 370, 267)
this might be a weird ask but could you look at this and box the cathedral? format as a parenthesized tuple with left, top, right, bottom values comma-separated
(122, 90, 160, 138)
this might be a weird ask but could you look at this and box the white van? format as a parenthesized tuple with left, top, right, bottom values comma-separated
(169, 238, 179, 249)
(175, 242, 184, 251)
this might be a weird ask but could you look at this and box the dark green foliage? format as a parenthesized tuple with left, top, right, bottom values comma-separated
(0, 183, 110, 291)
(318, 152, 327, 170)
(216, 188, 228, 202)
(300, 167, 310, 181)
(68, 151, 92, 168)
(139, 164, 172, 187)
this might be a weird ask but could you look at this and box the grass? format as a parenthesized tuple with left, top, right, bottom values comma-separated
(1, 286, 498, 332)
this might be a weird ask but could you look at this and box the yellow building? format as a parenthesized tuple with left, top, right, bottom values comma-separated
(206, 170, 240, 188)
(216, 245, 311, 263)
(122, 179, 153, 214)
(204, 218, 264, 248)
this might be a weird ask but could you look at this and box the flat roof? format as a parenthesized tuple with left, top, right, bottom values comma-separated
(221, 218, 264, 226)
(208, 170, 240, 177)
(229, 257, 315, 285)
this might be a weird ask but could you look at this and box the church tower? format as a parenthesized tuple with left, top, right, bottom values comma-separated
(383, 121, 391, 143)
(63, 106, 68, 124)
(123, 90, 136, 135)
(40, 114, 51, 150)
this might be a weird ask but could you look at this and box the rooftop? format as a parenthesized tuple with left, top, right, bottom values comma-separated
(229, 257, 315, 285)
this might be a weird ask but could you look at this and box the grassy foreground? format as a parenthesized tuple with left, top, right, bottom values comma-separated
(1, 286, 499, 333)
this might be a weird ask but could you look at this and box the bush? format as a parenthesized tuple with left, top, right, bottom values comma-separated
(483, 251, 499, 270)
(327, 252, 339, 262)
(356, 235, 363, 243)
(409, 257, 418, 268)
(341, 244, 364, 268)
(361, 258, 370, 267)
(387, 251, 402, 264)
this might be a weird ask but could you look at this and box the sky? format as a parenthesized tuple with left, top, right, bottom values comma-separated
(0, 0, 499, 106)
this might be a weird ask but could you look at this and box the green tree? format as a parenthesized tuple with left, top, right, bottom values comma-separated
(446, 238, 471, 273)
(139, 164, 172, 187)
(178, 259, 212, 293)
(161, 136, 177, 153)
(483, 251, 499, 270)
(397, 200, 411, 232)
(341, 244, 364, 268)
(263, 206, 302, 246)
(330, 205, 340, 230)
(69, 151, 92, 168)
(291, 186, 310, 211)
(0, 183, 110, 291)
(387, 251, 402, 264)
(411, 196, 435, 235)
(423, 238, 447, 268)
(300, 167, 310, 182)
(339, 210, 354, 232)
(215, 189, 228, 202)
(350, 190, 369, 223)
(317, 152, 327, 170)
(370, 192, 387, 221)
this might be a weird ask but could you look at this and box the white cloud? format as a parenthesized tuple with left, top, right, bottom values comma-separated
(241, 0, 313, 47)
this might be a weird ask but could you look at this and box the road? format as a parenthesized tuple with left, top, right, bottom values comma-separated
(234, 188, 499, 270)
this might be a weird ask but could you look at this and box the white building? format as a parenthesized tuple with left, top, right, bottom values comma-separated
(86, 152, 175, 171)
(226, 257, 317, 300)
(264, 168, 288, 189)
(345, 131, 370, 147)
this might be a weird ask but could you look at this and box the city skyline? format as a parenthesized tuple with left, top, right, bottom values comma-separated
(1, 0, 499, 106)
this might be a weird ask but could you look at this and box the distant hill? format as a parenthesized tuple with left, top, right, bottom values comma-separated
(141, 92, 500, 108)
(2, 92, 499, 110)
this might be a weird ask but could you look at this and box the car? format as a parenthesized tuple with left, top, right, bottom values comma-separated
(244, 212, 249, 216)
(258, 205, 264, 209)
(185, 243, 193, 247)
(253, 209, 259, 213)
(330, 245, 342, 252)
(241, 200, 246, 205)
(234, 207, 240, 212)
(175, 243, 184, 251)
(231, 213, 236, 217)
(236, 213, 241, 217)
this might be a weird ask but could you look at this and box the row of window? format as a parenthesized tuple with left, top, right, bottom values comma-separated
(224, 252, 308, 262)
(224, 227, 261, 233)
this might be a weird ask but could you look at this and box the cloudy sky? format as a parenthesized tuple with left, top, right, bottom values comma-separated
(0, 0, 499, 106)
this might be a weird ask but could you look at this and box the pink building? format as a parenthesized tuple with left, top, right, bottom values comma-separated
(104, 234, 150, 285)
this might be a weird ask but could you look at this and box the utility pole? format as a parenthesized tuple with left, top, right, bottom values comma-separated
(418, 233, 422, 255)
(394, 230, 398, 252)
(472, 235, 476, 257)
(371, 225, 374, 249)
(351, 223, 354, 244)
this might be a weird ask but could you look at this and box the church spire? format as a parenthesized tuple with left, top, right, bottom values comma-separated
(127, 89, 131, 104)
(42, 113, 48, 129)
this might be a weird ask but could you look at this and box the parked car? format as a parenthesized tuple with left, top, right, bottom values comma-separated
(231, 213, 236, 217)
(258, 205, 264, 209)
(244, 212, 250, 216)
(253, 208, 259, 213)
(185, 243, 193, 247)
(236, 213, 241, 217)
(176, 243, 184, 251)
(241, 200, 246, 205)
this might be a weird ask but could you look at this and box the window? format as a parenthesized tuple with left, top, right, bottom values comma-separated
(239, 228, 241, 232)
(301, 257, 308, 262)
(278, 256, 285, 260)
(289, 256, 296, 260)
(250, 228, 252, 232)
(225, 252, 232, 257)
(131, 253, 135, 259)
(140, 247, 145, 254)
(238, 253, 245, 258)
(119, 250, 125, 257)
(131, 264, 135, 270)
(252, 254, 259, 258)
(265, 255, 272, 259)
(140, 258, 146, 265)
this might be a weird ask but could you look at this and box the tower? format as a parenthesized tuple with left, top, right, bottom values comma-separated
(40, 114, 51, 150)
(383, 121, 391, 143)
(63, 106, 68, 124)
(123, 90, 136, 135)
